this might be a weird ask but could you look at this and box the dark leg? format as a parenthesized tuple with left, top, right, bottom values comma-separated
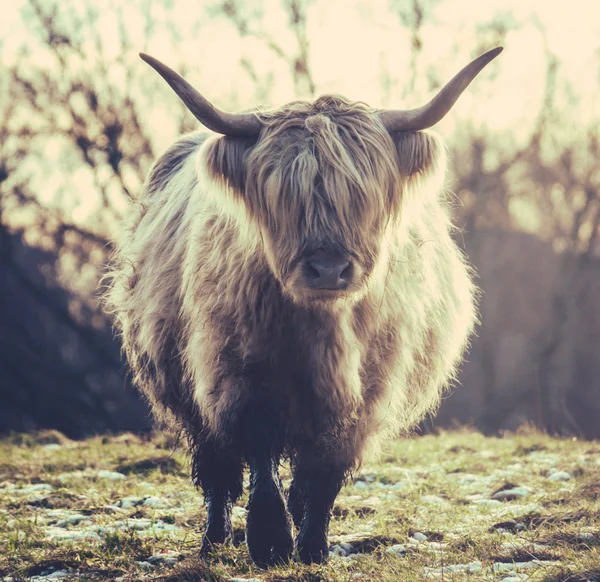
(246, 453, 294, 566)
(191, 438, 243, 556)
(237, 394, 294, 567)
(292, 461, 347, 564)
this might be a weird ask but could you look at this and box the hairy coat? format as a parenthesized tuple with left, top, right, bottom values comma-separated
(108, 96, 475, 458)
(106, 94, 477, 564)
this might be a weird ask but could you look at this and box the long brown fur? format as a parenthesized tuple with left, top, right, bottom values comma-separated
(105, 94, 476, 471)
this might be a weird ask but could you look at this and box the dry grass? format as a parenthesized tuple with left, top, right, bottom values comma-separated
(1, 429, 599, 581)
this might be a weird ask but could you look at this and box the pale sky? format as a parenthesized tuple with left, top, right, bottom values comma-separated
(2, 0, 598, 125)
(1, 0, 599, 228)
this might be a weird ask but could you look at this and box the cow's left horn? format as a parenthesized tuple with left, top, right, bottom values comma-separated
(380, 47, 503, 132)
(140, 53, 262, 137)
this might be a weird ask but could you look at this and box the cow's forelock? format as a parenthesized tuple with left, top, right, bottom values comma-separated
(251, 97, 404, 300)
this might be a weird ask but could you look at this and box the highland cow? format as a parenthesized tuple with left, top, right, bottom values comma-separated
(106, 47, 501, 566)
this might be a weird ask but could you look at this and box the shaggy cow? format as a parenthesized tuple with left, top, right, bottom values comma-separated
(106, 47, 501, 566)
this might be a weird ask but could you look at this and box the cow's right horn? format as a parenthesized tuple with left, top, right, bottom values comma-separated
(140, 53, 263, 137)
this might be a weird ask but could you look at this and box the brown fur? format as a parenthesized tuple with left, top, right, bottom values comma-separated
(105, 94, 476, 469)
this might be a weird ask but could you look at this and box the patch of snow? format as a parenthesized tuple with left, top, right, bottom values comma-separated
(330, 544, 349, 557)
(425, 561, 482, 575)
(142, 496, 166, 508)
(42, 571, 69, 580)
(468, 561, 482, 572)
(29, 570, 70, 581)
(45, 517, 181, 543)
(520, 560, 559, 569)
(491, 487, 530, 501)
(14, 484, 53, 495)
(55, 515, 91, 528)
(114, 518, 152, 530)
(493, 563, 517, 573)
(96, 470, 126, 481)
(101, 519, 180, 536)
(57, 472, 86, 483)
(118, 496, 144, 508)
(412, 532, 427, 542)
(493, 560, 558, 573)
(457, 474, 480, 485)
(148, 552, 179, 566)
(548, 471, 571, 481)
(505, 503, 542, 515)
(577, 532, 595, 542)
(385, 543, 406, 555)
(42, 444, 62, 452)
(500, 541, 548, 552)
(44, 527, 101, 543)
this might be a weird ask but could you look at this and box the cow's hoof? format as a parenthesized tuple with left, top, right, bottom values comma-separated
(200, 518, 232, 557)
(296, 530, 328, 564)
(246, 482, 294, 566)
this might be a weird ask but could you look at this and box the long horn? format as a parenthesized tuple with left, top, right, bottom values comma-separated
(380, 47, 503, 132)
(139, 53, 262, 137)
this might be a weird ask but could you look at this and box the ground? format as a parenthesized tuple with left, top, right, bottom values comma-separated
(0, 428, 599, 582)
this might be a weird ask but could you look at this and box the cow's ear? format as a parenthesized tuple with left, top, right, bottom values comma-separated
(202, 134, 257, 196)
(391, 130, 445, 187)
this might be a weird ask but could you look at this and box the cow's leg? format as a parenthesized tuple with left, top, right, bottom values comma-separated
(191, 437, 243, 555)
(291, 459, 347, 564)
(240, 398, 294, 566)
(246, 453, 294, 566)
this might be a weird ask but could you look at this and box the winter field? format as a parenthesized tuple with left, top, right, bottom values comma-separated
(1, 429, 599, 582)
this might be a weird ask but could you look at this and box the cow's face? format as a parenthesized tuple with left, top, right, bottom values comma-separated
(204, 96, 444, 306)
(141, 49, 500, 306)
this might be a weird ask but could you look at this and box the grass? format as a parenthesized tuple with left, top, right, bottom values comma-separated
(0, 428, 598, 581)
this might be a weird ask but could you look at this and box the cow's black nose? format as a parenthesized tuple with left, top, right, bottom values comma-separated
(303, 252, 352, 290)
